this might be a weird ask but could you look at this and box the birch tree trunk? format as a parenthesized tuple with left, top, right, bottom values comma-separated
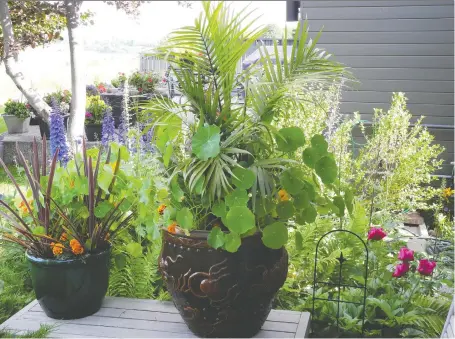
(64, 0, 85, 146)
(0, 1, 51, 122)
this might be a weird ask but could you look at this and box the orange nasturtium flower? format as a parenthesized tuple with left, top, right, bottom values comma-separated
(167, 222, 178, 234)
(50, 242, 64, 256)
(18, 199, 34, 214)
(443, 187, 454, 199)
(69, 180, 75, 189)
(157, 204, 167, 215)
(70, 239, 84, 255)
(60, 232, 68, 242)
(278, 189, 290, 202)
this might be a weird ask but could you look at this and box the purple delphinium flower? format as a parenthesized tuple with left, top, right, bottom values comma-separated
(101, 107, 115, 148)
(86, 84, 99, 97)
(49, 99, 70, 165)
(139, 119, 154, 153)
(117, 113, 127, 146)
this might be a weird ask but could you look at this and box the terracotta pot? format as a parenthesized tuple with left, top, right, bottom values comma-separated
(26, 248, 111, 319)
(3, 115, 30, 134)
(159, 230, 288, 338)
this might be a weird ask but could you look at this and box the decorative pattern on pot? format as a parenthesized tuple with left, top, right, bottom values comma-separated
(159, 230, 288, 338)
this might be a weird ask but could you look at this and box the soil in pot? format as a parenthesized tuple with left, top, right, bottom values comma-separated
(26, 248, 111, 319)
(85, 124, 102, 141)
(3, 116, 30, 134)
(159, 230, 288, 338)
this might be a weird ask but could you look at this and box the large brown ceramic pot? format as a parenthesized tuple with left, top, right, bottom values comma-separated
(159, 230, 288, 338)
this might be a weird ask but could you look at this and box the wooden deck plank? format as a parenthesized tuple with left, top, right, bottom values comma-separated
(2, 297, 310, 338)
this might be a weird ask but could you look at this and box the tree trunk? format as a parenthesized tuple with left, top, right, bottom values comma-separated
(0, 1, 51, 122)
(64, 0, 85, 146)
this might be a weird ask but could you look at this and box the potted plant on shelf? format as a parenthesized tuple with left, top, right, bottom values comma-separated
(111, 72, 127, 89)
(0, 138, 137, 319)
(129, 71, 160, 97)
(147, 2, 346, 337)
(85, 95, 111, 141)
(38, 89, 72, 138)
(2, 99, 31, 134)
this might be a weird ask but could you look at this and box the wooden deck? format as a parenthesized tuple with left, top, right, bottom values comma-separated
(1, 297, 310, 338)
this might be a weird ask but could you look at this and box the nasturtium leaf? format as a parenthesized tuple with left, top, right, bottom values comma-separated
(280, 168, 305, 194)
(94, 201, 114, 218)
(207, 227, 225, 249)
(262, 222, 288, 249)
(302, 147, 319, 168)
(302, 180, 316, 201)
(332, 196, 345, 217)
(344, 189, 354, 215)
(295, 231, 303, 250)
(192, 125, 221, 161)
(300, 205, 317, 224)
(225, 206, 255, 234)
(126, 242, 142, 258)
(293, 191, 310, 209)
(139, 178, 154, 204)
(98, 168, 114, 193)
(254, 198, 274, 217)
(157, 188, 168, 200)
(115, 254, 127, 269)
(315, 156, 338, 185)
(171, 178, 184, 202)
(212, 201, 227, 218)
(176, 207, 193, 229)
(311, 134, 328, 156)
(276, 201, 295, 220)
(225, 189, 249, 207)
(232, 167, 256, 189)
(163, 144, 173, 167)
(275, 127, 306, 152)
(224, 232, 241, 253)
(163, 206, 176, 223)
(32, 226, 45, 235)
(145, 221, 160, 240)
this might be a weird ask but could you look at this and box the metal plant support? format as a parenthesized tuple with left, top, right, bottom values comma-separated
(311, 230, 369, 337)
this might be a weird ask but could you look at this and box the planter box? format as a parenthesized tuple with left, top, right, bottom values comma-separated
(38, 115, 69, 139)
(100, 93, 146, 128)
(3, 115, 30, 134)
(85, 124, 102, 141)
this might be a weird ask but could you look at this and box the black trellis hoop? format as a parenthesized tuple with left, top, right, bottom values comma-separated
(311, 229, 369, 337)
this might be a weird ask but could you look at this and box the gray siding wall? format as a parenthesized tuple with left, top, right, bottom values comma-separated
(302, 0, 454, 175)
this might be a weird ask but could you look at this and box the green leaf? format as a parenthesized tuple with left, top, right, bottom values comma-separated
(171, 178, 184, 202)
(225, 206, 255, 234)
(295, 231, 303, 250)
(262, 222, 288, 249)
(126, 242, 142, 258)
(194, 176, 205, 195)
(344, 189, 354, 215)
(276, 201, 295, 220)
(293, 191, 310, 209)
(32, 226, 46, 235)
(224, 232, 241, 253)
(212, 201, 227, 218)
(225, 189, 249, 207)
(192, 125, 221, 161)
(94, 201, 114, 218)
(280, 168, 305, 194)
(311, 134, 328, 156)
(302, 147, 319, 168)
(332, 196, 345, 217)
(176, 207, 193, 229)
(297, 205, 317, 224)
(254, 198, 274, 217)
(163, 144, 173, 167)
(315, 156, 338, 185)
(207, 227, 225, 249)
(98, 166, 114, 193)
(115, 254, 127, 269)
(157, 188, 168, 200)
(275, 127, 306, 152)
(163, 205, 176, 223)
(232, 167, 256, 189)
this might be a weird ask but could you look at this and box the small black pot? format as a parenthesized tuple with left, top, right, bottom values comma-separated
(38, 115, 69, 139)
(159, 231, 288, 338)
(26, 248, 111, 319)
(85, 124, 102, 141)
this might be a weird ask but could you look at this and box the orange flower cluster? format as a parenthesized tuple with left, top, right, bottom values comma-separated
(278, 189, 290, 202)
(157, 204, 167, 215)
(167, 222, 178, 234)
(70, 239, 84, 255)
(50, 242, 64, 256)
(60, 232, 68, 242)
(18, 199, 33, 214)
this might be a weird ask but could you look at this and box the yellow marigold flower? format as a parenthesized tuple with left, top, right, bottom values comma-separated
(278, 189, 290, 202)
(167, 222, 177, 234)
(443, 187, 454, 198)
(60, 232, 68, 242)
(157, 204, 167, 215)
(51, 242, 64, 256)
(70, 239, 84, 255)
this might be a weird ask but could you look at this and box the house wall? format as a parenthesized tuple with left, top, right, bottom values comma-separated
(301, 0, 454, 176)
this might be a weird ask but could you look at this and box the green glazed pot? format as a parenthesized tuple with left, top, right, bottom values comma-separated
(26, 248, 111, 319)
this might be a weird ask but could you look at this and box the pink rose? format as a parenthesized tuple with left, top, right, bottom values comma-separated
(367, 227, 386, 241)
(417, 259, 436, 276)
(392, 262, 410, 278)
(397, 247, 414, 262)
(85, 112, 93, 118)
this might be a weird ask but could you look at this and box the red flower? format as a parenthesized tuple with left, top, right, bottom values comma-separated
(25, 103, 31, 109)
(147, 78, 153, 83)
(367, 227, 386, 241)
(97, 84, 106, 93)
(138, 87, 142, 92)
(417, 259, 436, 276)
(392, 262, 410, 278)
(397, 247, 414, 262)
(162, 78, 167, 83)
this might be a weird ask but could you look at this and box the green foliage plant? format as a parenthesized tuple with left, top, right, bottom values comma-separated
(85, 95, 111, 125)
(0, 138, 154, 260)
(111, 72, 127, 89)
(3, 100, 30, 120)
(144, 1, 347, 252)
